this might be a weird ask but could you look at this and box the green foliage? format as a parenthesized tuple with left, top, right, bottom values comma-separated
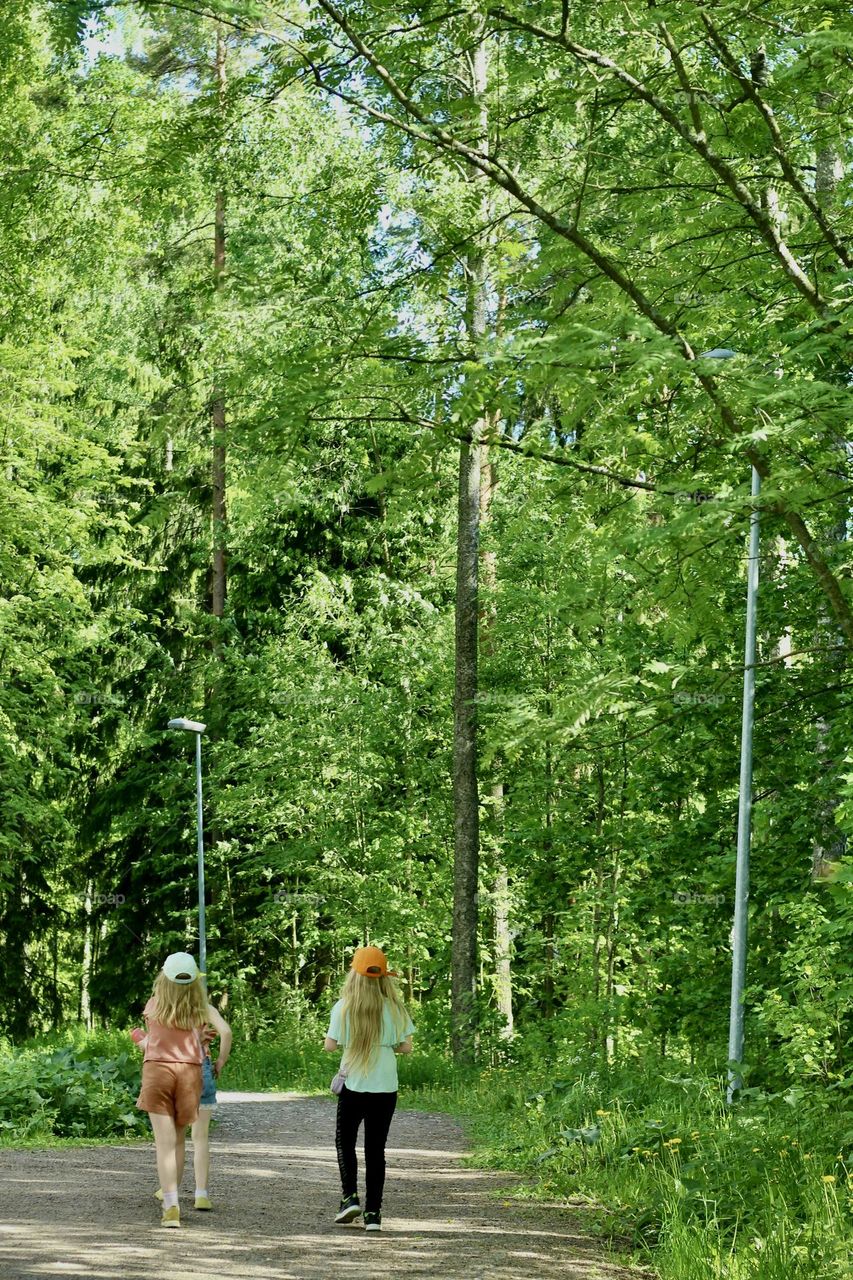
(0, 1037, 149, 1140)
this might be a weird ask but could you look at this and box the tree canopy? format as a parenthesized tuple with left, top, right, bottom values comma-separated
(0, 2, 851, 1117)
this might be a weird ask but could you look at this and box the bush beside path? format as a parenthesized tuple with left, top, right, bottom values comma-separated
(0, 1091, 652, 1280)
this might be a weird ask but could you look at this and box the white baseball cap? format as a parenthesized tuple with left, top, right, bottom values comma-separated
(162, 952, 204, 984)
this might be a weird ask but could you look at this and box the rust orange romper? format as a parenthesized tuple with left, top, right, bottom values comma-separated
(135, 998, 203, 1128)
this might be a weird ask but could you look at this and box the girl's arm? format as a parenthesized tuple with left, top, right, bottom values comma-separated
(131, 1005, 152, 1050)
(323, 1037, 339, 1052)
(205, 1004, 233, 1077)
(394, 1035, 413, 1055)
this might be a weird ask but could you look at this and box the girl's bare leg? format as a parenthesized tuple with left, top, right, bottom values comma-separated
(150, 1113, 180, 1193)
(176, 1125, 187, 1186)
(191, 1110, 212, 1190)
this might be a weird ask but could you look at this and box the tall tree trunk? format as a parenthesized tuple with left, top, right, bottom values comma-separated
(479, 387, 513, 1038)
(451, 354, 483, 1061)
(811, 95, 847, 883)
(451, 23, 489, 1062)
(204, 26, 229, 986)
(493, 861, 513, 1037)
(770, 535, 794, 665)
(210, 25, 227, 623)
(402, 681, 417, 1002)
(79, 877, 93, 1030)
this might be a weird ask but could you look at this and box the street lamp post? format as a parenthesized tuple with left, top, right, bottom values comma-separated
(167, 718, 208, 973)
(700, 348, 760, 1102)
(727, 466, 760, 1101)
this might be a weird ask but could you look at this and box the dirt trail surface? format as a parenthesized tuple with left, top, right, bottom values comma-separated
(0, 1092, 651, 1280)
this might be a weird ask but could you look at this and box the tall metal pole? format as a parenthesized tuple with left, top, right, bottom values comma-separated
(195, 730, 207, 974)
(727, 465, 760, 1102)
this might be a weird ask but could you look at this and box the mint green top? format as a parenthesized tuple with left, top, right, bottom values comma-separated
(327, 998, 415, 1093)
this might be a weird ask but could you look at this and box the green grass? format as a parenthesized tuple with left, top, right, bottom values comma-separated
(218, 1035, 329, 1092)
(415, 1062, 853, 1280)
(0, 1133, 152, 1150)
(223, 1033, 470, 1097)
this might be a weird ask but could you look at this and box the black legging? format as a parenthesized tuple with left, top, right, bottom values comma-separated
(335, 1084, 397, 1213)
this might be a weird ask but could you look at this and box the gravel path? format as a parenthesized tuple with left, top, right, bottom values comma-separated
(0, 1092, 652, 1279)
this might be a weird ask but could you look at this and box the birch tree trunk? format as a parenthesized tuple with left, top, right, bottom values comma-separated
(79, 877, 93, 1031)
(451, 19, 490, 1062)
(479, 438, 513, 1038)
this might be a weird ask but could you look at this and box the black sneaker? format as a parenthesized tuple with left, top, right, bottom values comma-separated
(363, 1211, 382, 1232)
(335, 1195, 361, 1224)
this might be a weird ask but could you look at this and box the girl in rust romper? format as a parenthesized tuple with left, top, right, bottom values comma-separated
(135, 951, 227, 1228)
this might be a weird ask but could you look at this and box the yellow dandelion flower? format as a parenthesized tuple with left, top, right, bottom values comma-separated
(595, 1109, 611, 1117)
(822, 1175, 836, 1184)
(666, 1137, 683, 1146)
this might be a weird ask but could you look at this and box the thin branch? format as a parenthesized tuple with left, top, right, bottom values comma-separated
(656, 25, 705, 139)
(489, 5, 828, 315)
(699, 9, 852, 271)
(309, 405, 725, 500)
(122, 0, 269, 38)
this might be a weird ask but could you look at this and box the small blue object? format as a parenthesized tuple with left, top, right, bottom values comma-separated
(700, 348, 738, 359)
(199, 1055, 217, 1108)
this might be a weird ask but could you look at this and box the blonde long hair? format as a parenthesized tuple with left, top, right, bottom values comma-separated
(339, 969, 409, 1075)
(150, 972, 208, 1030)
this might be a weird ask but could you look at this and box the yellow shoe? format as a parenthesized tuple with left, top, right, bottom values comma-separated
(154, 1187, 164, 1202)
(194, 1195, 213, 1211)
(161, 1205, 180, 1228)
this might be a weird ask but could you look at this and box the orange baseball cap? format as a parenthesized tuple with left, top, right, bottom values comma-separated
(351, 945, 397, 978)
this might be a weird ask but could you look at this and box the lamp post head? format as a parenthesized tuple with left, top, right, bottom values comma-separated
(168, 718, 207, 733)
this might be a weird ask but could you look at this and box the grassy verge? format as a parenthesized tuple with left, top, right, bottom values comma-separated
(0, 1134, 152, 1150)
(222, 1036, 462, 1096)
(410, 1064, 852, 1280)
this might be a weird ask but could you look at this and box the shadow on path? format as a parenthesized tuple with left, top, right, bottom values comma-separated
(0, 1092, 652, 1280)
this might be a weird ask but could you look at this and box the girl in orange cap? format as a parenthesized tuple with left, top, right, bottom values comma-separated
(324, 945, 415, 1232)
